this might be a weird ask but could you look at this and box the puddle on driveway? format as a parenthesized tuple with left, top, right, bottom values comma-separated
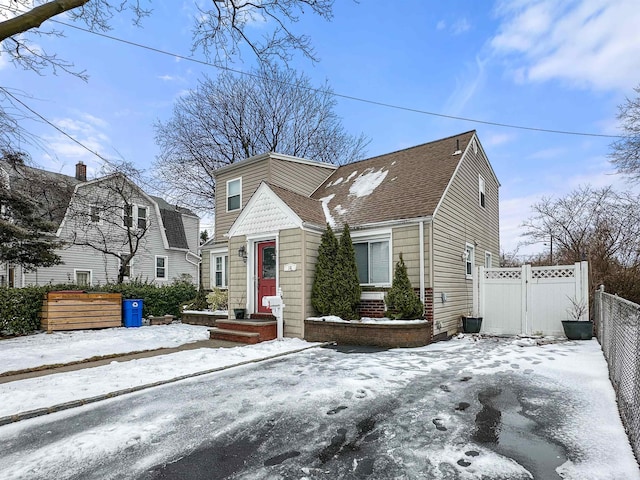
(474, 385, 567, 479)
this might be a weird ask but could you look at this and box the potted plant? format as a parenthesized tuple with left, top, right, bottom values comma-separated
(561, 296, 592, 340)
(461, 313, 483, 333)
(233, 291, 246, 320)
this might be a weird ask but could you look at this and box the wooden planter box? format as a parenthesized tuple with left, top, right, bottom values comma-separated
(41, 291, 122, 333)
(304, 319, 433, 348)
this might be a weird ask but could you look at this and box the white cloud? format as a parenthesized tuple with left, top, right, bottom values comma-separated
(451, 18, 471, 35)
(436, 20, 446, 30)
(37, 114, 113, 176)
(484, 132, 514, 147)
(490, 0, 640, 91)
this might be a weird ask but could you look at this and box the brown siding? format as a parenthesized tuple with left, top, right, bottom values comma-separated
(304, 230, 322, 320)
(432, 138, 500, 337)
(201, 250, 211, 290)
(270, 158, 333, 196)
(392, 224, 421, 287)
(278, 229, 304, 338)
(228, 236, 247, 318)
(215, 161, 269, 241)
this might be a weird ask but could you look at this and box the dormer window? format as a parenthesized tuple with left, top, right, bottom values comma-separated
(227, 177, 241, 212)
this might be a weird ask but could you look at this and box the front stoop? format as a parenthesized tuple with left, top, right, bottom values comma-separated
(209, 319, 277, 344)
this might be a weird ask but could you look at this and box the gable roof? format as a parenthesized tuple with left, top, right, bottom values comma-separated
(268, 184, 326, 227)
(0, 159, 79, 229)
(310, 131, 477, 227)
(0, 159, 197, 251)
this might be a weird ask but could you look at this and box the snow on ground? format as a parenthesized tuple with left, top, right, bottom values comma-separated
(0, 324, 211, 374)
(0, 338, 315, 418)
(0, 334, 638, 479)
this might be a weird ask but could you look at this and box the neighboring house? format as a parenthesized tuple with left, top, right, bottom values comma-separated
(0, 159, 200, 287)
(201, 131, 499, 339)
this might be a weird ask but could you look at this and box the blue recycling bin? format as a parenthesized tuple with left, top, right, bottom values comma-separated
(123, 299, 143, 327)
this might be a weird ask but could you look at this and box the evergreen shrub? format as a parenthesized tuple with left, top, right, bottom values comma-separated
(385, 253, 424, 319)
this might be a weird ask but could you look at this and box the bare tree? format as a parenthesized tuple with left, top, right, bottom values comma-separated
(0, 0, 336, 151)
(66, 163, 152, 283)
(610, 84, 640, 180)
(522, 185, 640, 302)
(154, 63, 369, 210)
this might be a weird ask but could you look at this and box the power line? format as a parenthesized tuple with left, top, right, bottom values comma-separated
(41, 17, 624, 140)
(0, 86, 181, 204)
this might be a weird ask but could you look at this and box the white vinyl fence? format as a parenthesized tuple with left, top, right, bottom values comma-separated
(473, 261, 589, 336)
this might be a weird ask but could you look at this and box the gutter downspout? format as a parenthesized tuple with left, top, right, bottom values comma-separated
(185, 251, 201, 289)
(419, 221, 425, 304)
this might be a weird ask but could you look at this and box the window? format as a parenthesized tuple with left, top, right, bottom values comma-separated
(90, 205, 101, 223)
(212, 254, 229, 288)
(123, 204, 133, 227)
(123, 204, 148, 229)
(479, 175, 486, 208)
(227, 178, 241, 212)
(75, 270, 92, 286)
(485, 251, 492, 268)
(354, 239, 390, 285)
(155, 256, 167, 280)
(465, 243, 475, 279)
(137, 206, 148, 229)
(120, 254, 133, 278)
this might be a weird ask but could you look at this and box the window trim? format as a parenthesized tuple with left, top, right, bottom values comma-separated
(226, 177, 242, 213)
(210, 251, 229, 288)
(123, 203, 149, 230)
(465, 243, 475, 279)
(89, 205, 102, 224)
(119, 253, 133, 278)
(155, 255, 168, 281)
(74, 269, 92, 286)
(351, 231, 392, 286)
(485, 251, 492, 269)
(137, 206, 148, 230)
(479, 174, 486, 208)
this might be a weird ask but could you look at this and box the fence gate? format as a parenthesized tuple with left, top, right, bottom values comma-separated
(474, 262, 589, 336)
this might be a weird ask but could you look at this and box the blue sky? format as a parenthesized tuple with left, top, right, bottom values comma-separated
(2, 0, 639, 256)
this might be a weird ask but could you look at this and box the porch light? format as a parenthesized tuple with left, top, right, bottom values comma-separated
(238, 245, 247, 263)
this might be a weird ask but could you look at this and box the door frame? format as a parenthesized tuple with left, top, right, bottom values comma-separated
(246, 233, 279, 315)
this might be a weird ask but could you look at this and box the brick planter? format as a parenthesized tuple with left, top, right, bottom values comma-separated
(304, 318, 433, 348)
(181, 311, 227, 327)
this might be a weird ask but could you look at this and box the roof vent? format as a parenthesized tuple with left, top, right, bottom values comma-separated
(452, 139, 462, 156)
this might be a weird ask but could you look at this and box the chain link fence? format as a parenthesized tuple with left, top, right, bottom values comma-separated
(595, 287, 640, 462)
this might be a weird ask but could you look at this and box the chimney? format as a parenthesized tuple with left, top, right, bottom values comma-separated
(75, 161, 87, 181)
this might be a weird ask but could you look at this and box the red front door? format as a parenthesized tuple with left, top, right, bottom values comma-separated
(257, 241, 277, 313)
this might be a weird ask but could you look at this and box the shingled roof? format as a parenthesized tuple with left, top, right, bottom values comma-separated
(0, 159, 79, 229)
(310, 131, 476, 227)
(268, 183, 327, 227)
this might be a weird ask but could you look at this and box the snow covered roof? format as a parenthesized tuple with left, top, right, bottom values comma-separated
(310, 131, 477, 227)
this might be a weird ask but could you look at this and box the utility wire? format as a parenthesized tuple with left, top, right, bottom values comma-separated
(0, 86, 180, 204)
(42, 17, 624, 140)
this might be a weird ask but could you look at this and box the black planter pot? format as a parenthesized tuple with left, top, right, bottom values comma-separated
(462, 316, 483, 333)
(233, 308, 246, 320)
(561, 320, 593, 340)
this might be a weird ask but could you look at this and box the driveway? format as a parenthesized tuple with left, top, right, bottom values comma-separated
(1, 337, 638, 479)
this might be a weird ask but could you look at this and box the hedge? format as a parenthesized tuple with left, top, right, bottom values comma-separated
(0, 279, 197, 336)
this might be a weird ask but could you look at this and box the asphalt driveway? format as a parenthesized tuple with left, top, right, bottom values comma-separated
(1, 337, 638, 479)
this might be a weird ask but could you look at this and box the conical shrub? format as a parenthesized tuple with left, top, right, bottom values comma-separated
(311, 223, 339, 315)
(332, 224, 361, 320)
(385, 253, 424, 319)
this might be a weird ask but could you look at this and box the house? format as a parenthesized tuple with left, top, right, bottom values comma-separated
(0, 159, 200, 287)
(201, 130, 499, 340)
